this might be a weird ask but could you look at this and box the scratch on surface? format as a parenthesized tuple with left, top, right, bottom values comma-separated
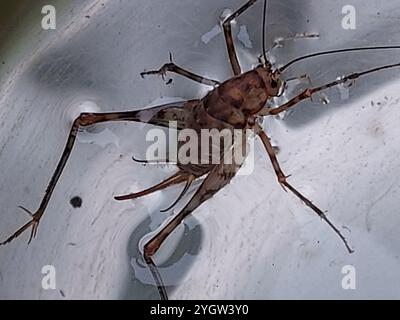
(365, 180, 398, 232)
(68, 232, 103, 249)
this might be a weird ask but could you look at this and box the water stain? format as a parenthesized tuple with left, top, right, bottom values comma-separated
(120, 215, 203, 300)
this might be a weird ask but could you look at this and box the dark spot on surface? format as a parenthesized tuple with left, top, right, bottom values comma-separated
(1, 61, 4, 65)
(85, 15, 90, 19)
(60, 290, 66, 298)
(166, 79, 173, 85)
(70, 196, 83, 208)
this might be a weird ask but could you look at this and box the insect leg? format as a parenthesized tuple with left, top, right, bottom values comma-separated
(270, 62, 400, 115)
(256, 124, 353, 253)
(141, 53, 220, 87)
(0, 102, 191, 246)
(143, 161, 240, 299)
(223, 0, 258, 75)
(160, 175, 196, 212)
(114, 172, 195, 201)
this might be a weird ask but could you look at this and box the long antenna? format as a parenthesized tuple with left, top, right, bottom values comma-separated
(278, 46, 400, 72)
(262, 0, 269, 67)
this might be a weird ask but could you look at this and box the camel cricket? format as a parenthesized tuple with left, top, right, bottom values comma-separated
(2, 0, 400, 300)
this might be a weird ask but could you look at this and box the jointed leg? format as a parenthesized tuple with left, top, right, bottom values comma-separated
(261, 62, 400, 251)
(0, 117, 83, 246)
(114, 171, 195, 201)
(114, 167, 197, 300)
(141, 53, 220, 87)
(143, 211, 187, 301)
(142, 161, 239, 300)
(160, 175, 195, 212)
(256, 124, 353, 253)
(223, 0, 258, 75)
(270, 62, 400, 116)
(0, 102, 189, 246)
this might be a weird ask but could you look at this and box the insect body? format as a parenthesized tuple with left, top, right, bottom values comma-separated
(2, 0, 400, 300)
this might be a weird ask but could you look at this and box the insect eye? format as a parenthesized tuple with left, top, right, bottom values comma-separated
(270, 79, 278, 88)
